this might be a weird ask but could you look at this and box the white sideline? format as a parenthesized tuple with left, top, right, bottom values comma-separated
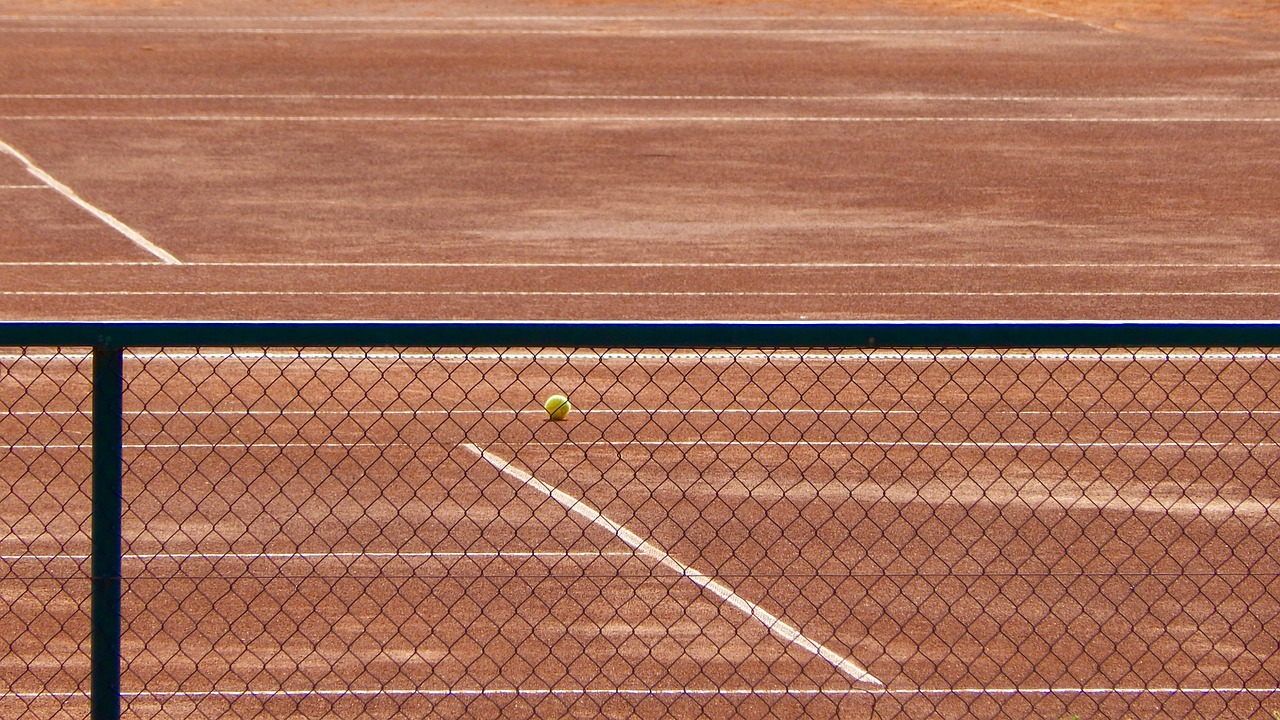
(461, 442, 882, 687)
(0, 138, 180, 264)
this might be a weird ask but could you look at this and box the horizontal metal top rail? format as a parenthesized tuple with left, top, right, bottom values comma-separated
(1, 320, 1279, 349)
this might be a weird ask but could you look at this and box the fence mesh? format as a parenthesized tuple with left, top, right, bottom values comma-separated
(0, 349, 93, 719)
(3, 344, 1280, 719)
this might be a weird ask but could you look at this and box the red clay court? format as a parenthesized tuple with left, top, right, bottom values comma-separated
(1, 1, 1279, 719)
(0, 0, 1278, 320)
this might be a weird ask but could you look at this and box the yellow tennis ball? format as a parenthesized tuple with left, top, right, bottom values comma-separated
(543, 394, 571, 421)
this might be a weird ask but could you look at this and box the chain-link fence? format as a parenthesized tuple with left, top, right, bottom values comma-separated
(0, 347, 93, 719)
(2, 323, 1279, 719)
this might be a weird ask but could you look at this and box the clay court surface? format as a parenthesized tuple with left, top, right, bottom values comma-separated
(0, 0, 1278, 320)
(2, 1, 1280, 719)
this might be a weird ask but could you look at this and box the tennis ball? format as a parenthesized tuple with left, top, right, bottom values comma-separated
(543, 394, 571, 421)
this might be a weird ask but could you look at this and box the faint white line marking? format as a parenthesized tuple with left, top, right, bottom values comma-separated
(0, 27, 1054, 36)
(479, 443, 1277, 522)
(0, 139, 180, 264)
(462, 442, 882, 687)
(2, 115, 1276, 123)
(6, 93, 1274, 102)
(886, 686, 1280, 697)
(533, 439, 1278, 451)
(0, 15, 928, 23)
(4, 261, 1280, 269)
(0, 184, 48, 189)
(998, 1, 1117, 32)
(4, 290, 1280, 297)
(0, 550, 634, 562)
(7, 438, 1273, 451)
(6, 408, 1278, 419)
(4, 686, 1279, 700)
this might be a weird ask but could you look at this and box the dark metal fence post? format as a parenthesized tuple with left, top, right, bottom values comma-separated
(91, 345, 123, 720)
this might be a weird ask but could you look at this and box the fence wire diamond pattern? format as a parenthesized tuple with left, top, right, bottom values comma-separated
(2, 341, 1278, 719)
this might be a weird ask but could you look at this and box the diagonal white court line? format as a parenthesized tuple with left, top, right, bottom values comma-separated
(460, 442, 882, 687)
(998, 1, 1118, 32)
(0, 138, 180, 264)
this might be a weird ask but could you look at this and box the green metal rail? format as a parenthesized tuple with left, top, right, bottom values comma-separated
(0, 320, 1278, 350)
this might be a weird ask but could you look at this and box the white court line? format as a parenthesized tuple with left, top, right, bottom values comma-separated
(889, 686, 1280, 697)
(4, 350, 1277, 365)
(0, 139, 180, 264)
(481, 442, 1278, 521)
(530, 439, 1280, 451)
(0, 549, 635, 562)
(4, 685, 1280, 700)
(5, 290, 1280, 297)
(462, 442, 882, 687)
(0, 27, 1058, 36)
(3, 115, 1276, 123)
(4, 438, 1276, 452)
(0, 15, 910, 22)
(5, 260, 1280, 269)
(7, 93, 1275, 102)
(0, 184, 47, 189)
(5, 408, 1278, 418)
(999, 1, 1117, 32)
